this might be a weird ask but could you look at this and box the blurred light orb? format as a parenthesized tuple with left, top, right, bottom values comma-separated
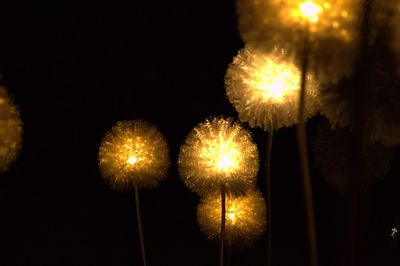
(0, 86, 23, 173)
(225, 47, 319, 131)
(178, 117, 259, 195)
(197, 189, 266, 246)
(98, 120, 170, 190)
(236, 0, 361, 83)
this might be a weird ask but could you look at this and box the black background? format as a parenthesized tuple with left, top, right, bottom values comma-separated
(0, 2, 400, 265)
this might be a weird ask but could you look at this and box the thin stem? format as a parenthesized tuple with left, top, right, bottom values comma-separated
(220, 185, 226, 266)
(134, 185, 148, 266)
(297, 37, 318, 266)
(226, 240, 232, 266)
(266, 129, 273, 266)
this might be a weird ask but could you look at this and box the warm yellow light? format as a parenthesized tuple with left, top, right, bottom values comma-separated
(250, 57, 300, 104)
(178, 117, 259, 195)
(228, 210, 236, 222)
(225, 47, 320, 131)
(200, 140, 240, 174)
(300, 1, 321, 22)
(197, 189, 267, 245)
(98, 120, 170, 190)
(127, 155, 138, 165)
(0, 85, 23, 173)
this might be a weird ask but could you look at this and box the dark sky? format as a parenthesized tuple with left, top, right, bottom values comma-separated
(0, 2, 400, 266)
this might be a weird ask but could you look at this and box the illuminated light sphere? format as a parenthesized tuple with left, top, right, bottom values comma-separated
(0, 85, 23, 173)
(225, 47, 320, 132)
(197, 189, 266, 246)
(236, 0, 362, 83)
(98, 120, 170, 190)
(313, 124, 394, 193)
(178, 117, 259, 195)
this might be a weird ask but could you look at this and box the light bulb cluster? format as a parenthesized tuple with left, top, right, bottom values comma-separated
(98, 120, 170, 190)
(225, 46, 320, 131)
(0, 85, 23, 173)
(178, 117, 259, 195)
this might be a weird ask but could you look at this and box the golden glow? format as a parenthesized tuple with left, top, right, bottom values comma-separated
(197, 190, 266, 245)
(237, 0, 360, 44)
(284, 0, 357, 36)
(225, 47, 320, 131)
(200, 139, 240, 174)
(248, 57, 300, 104)
(300, 1, 321, 22)
(98, 120, 170, 190)
(178, 117, 259, 195)
(0, 86, 23, 173)
(228, 210, 236, 222)
(127, 155, 138, 165)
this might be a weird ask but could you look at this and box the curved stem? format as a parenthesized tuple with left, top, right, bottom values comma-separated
(266, 130, 273, 266)
(134, 185, 148, 266)
(297, 37, 318, 266)
(220, 185, 226, 266)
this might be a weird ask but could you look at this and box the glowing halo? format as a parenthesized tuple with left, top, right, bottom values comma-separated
(98, 120, 170, 190)
(197, 189, 267, 246)
(178, 117, 259, 195)
(0, 85, 23, 173)
(225, 47, 320, 131)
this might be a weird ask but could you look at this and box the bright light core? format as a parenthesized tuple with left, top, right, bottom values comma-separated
(217, 152, 237, 171)
(300, 1, 321, 22)
(127, 155, 138, 165)
(250, 59, 300, 104)
(228, 210, 236, 221)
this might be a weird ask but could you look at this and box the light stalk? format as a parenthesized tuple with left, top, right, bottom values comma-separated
(297, 36, 318, 266)
(134, 185, 148, 266)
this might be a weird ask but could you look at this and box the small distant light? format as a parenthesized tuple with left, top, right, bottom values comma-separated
(391, 227, 399, 239)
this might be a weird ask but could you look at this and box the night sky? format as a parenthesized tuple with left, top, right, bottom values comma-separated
(0, 2, 400, 266)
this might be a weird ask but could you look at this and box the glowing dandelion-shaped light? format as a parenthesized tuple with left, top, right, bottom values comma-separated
(225, 47, 319, 131)
(0, 85, 23, 173)
(197, 189, 267, 245)
(236, 0, 362, 83)
(98, 120, 170, 190)
(178, 117, 259, 195)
